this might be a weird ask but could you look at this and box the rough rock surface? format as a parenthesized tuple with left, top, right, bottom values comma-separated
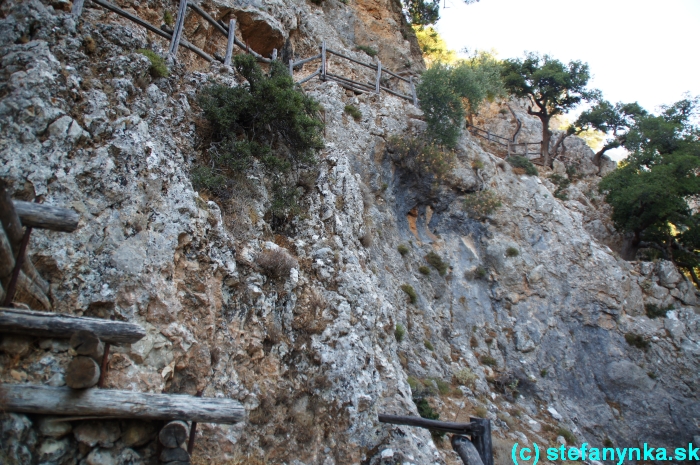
(0, 0, 698, 464)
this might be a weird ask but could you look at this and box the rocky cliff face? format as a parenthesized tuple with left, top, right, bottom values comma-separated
(1, 0, 699, 464)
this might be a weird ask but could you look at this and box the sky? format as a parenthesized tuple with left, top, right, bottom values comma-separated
(435, 0, 700, 114)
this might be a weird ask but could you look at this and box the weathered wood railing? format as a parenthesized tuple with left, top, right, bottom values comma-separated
(289, 41, 418, 105)
(378, 414, 493, 465)
(466, 123, 542, 162)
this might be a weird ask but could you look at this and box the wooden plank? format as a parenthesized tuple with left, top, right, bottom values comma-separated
(223, 19, 235, 66)
(470, 417, 493, 465)
(72, 0, 85, 17)
(0, 307, 146, 345)
(452, 435, 485, 465)
(325, 72, 374, 92)
(291, 53, 322, 68)
(13, 200, 80, 232)
(382, 67, 410, 83)
(325, 77, 370, 95)
(326, 48, 377, 70)
(90, 0, 213, 62)
(0, 384, 245, 424)
(168, 0, 188, 59)
(378, 414, 481, 435)
(321, 41, 326, 80)
(410, 76, 417, 106)
(379, 85, 412, 102)
(296, 68, 321, 85)
(375, 60, 381, 94)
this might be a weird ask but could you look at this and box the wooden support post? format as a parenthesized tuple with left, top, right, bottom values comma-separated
(0, 307, 146, 345)
(187, 390, 203, 454)
(97, 343, 110, 387)
(2, 227, 31, 307)
(1, 384, 246, 423)
(375, 60, 382, 95)
(410, 76, 417, 106)
(321, 41, 326, 81)
(168, 0, 188, 60)
(66, 357, 101, 389)
(289, 58, 293, 76)
(271, 48, 277, 60)
(72, 0, 85, 17)
(70, 330, 104, 360)
(470, 417, 493, 465)
(452, 435, 485, 465)
(160, 420, 189, 448)
(223, 19, 236, 66)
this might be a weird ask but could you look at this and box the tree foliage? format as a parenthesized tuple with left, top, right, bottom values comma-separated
(598, 96, 700, 283)
(417, 52, 504, 147)
(501, 53, 598, 167)
(402, 0, 480, 26)
(414, 26, 457, 66)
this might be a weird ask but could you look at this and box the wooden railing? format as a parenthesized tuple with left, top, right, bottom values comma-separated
(466, 122, 543, 163)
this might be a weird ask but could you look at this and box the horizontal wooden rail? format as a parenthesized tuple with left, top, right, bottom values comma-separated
(325, 75, 372, 95)
(291, 53, 322, 69)
(380, 85, 412, 102)
(378, 414, 482, 435)
(90, 0, 214, 62)
(325, 72, 375, 92)
(13, 201, 80, 232)
(0, 384, 245, 424)
(297, 68, 321, 85)
(327, 48, 377, 70)
(0, 307, 146, 344)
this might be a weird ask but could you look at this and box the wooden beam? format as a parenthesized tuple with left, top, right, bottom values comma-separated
(321, 41, 327, 81)
(452, 435, 485, 465)
(410, 76, 417, 106)
(169, 0, 188, 60)
(223, 19, 236, 66)
(379, 85, 412, 102)
(375, 60, 382, 94)
(0, 307, 146, 345)
(325, 72, 375, 92)
(326, 48, 377, 70)
(13, 200, 80, 232)
(378, 414, 481, 435)
(470, 417, 493, 465)
(296, 67, 321, 85)
(0, 384, 245, 424)
(291, 53, 322, 69)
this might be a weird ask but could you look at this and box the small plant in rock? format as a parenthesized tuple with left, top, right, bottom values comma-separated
(190, 165, 226, 193)
(425, 251, 449, 276)
(397, 244, 410, 256)
(604, 438, 614, 448)
(415, 398, 439, 420)
(464, 190, 502, 219)
(356, 44, 378, 57)
(395, 324, 406, 342)
(163, 10, 174, 27)
(549, 173, 571, 200)
(475, 406, 488, 418)
(359, 232, 373, 247)
(624, 333, 650, 350)
(137, 49, 169, 78)
(506, 247, 519, 257)
(474, 266, 488, 279)
(401, 284, 417, 304)
(481, 355, 497, 367)
(645, 303, 672, 319)
(540, 368, 548, 378)
(506, 156, 538, 176)
(558, 428, 576, 445)
(344, 104, 362, 122)
(472, 160, 485, 170)
(387, 136, 456, 182)
(256, 249, 298, 279)
(432, 378, 450, 395)
(424, 340, 434, 351)
(84, 36, 96, 54)
(454, 367, 477, 388)
(418, 265, 431, 275)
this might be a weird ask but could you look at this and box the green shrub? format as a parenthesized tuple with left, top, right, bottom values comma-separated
(424, 340, 434, 351)
(506, 156, 538, 176)
(454, 367, 477, 387)
(344, 104, 362, 121)
(647, 371, 658, 379)
(604, 438, 614, 448)
(418, 265, 430, 275)
(474, 266, 487, 279)
(425, 251, 449, 276)
(549, 173, 571, 200)
(163, 10, 174, 27)
(137, 49, 169, 78)
(624, 333, 650, 350)
(558, 428, 576, 445)
(407, 376, 420, 391)
(433, 378, 450, 395)
(401, 284, 417, 304)
(645, 303, 671, 319)
(464, 190, 501, 219)
(397, 244, 410, 256)
(355, 44, 378, 57)
(395, 324, 406, 342)
(506, 247, 519, 257)
(269, 184, 302, 221)
(190, 165, 226, 192)
(472, 160, 485, 170)
(415, 398, 439, 420)
(481, 355, 497, 366)
(540, 369, 548, 378)
(387, 136, 456, 182)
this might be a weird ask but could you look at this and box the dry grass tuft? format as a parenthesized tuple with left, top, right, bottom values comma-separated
(256, 248, 297, 279)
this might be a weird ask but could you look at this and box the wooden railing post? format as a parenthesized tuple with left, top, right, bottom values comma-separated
(289, 58, 294, 76)
(375, 60, 382, 94)
(168, 0, 188, 60)
(223, 19, 236, 66)
(410, 76, 417, 106)
(271, 48, 277, 61)
(321, 41, 326, 81)
(72, 0, 85, 17)
(469, 417, 493, 465)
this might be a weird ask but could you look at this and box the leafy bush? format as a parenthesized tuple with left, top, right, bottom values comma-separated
(256, 248, 298, 279)
(137, 49, 169, 78)
(355, 44, 378, 57)
(645, 303, 671, 319)
(397, 244, 410, 256)
(474, 266, 487, 279)
(387, 136, 456, 182)
(472, 160, 484, 170)
(433, 378, 450, 395)
(506, 156, 538, 176)
(424, 340, 434, 351)
(199, 55, 323, 170)
(481, 355, 497, 366)
(464, 190, 501, 219)
(624, 333, 650, 350)
(418, 265, 430, 275)
(190, 165, 226, 192)
(344, 104, 362, 121)
(395, 324, 406, 342)
(163, 10, 174, 26)
(401, 284, 417, 304)
(549, 173, 571, 200)
(415, 398, 439, 420)
(425, 251, 448, 275)
(454, 367, 477, 388)
(506, 247, 519, 257)
(558, 428, 576, 445)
